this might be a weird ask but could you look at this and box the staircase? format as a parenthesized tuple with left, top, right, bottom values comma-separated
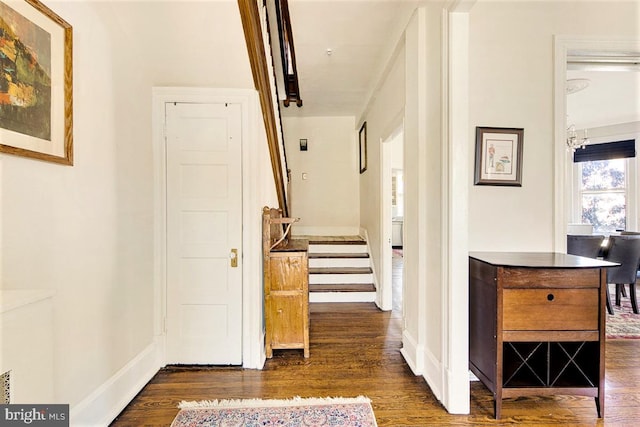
(304, 236, 376, 303)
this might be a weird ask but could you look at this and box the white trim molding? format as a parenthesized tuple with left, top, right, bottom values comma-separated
(422, 347, 444, 403)
(400, 329, 424, 375)
(439, 3, 471, 415)
(70, 340, 163, 427)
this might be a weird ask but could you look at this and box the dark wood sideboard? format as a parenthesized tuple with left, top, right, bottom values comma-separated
(469, 252, 618, 419)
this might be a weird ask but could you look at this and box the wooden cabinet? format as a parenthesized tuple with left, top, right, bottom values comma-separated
(262, 207, 309, 358)
(265, 240, 309, 358)
(469, 252, 617, 419)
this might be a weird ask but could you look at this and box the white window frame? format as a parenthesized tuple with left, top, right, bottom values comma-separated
(571, 135, 638, 233)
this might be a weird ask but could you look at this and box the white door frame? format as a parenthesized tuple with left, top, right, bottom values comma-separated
(380, 123, 404, 311)
(553, 36, 640, 251)
(380, 137, 393, 311)
(152, 87, 264, 369)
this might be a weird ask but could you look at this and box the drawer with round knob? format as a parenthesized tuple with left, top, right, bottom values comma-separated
(502, 288, 599, 331)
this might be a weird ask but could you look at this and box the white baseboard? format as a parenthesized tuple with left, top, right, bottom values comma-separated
(442, 365, 470, 414)
(422, 347, 443, 403)
(256, 329, 266, 370)
(400, 329, 423, 375)
(70, 338, 163, 427)
(401, 332, 445, 405)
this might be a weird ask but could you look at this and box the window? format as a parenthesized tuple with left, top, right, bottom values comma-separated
(579, 159, 626, 232)
(572, 139, 637, 234)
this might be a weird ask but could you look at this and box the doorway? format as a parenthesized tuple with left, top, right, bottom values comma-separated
(553, 38, 640, 249)
(153, 88, 268, 369)
(381, 125, 404, 312)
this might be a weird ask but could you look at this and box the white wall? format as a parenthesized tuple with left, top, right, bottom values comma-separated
(3, 0, 154, 408)
(358, 43, 406, 285)
(357, 1, 464, 408)
(402, 2, 450, 399)
(391, 131, 404, 170)
(357, 1, 458, 407)
(468, 0, 640, 252)
(283, 116, 360, 235)
(357, 0, 640, 415)
(1, 0, 260, 423)
(388, 3, 472, 412)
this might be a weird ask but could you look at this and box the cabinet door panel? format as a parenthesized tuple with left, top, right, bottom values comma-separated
(269, 295, 305, 345)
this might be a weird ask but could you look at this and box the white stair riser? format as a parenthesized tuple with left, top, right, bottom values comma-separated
(310, 292, 376, 303)
(309, 244, 368, 254)
(309, 258, 370, 268)
(309, 273, 373, 284)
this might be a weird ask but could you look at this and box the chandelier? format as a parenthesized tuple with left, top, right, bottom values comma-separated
(566, 124, 589, 152)
(565, 78, 591, 153)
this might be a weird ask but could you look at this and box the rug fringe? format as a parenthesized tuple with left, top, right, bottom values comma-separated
(177, 395, 372, 409)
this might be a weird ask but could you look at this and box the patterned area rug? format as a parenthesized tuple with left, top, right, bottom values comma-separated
(170, 396, 377, 427)
(607, 285, 640, 339)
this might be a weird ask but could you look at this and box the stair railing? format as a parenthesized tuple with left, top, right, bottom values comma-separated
(238, 0, 289, 216)
(273, 0, 302, 107)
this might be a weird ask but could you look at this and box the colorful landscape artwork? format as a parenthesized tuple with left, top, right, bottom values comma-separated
(0, 1, 52, 141)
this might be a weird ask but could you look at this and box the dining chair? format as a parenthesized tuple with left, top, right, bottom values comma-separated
(567, 234, 605, 259)
(604, 235, 640, 315)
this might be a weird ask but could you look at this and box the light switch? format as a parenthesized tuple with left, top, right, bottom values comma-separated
(302, 173, 308, 180)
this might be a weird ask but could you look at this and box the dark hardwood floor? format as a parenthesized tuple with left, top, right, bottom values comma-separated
(111, 252, 640, 426)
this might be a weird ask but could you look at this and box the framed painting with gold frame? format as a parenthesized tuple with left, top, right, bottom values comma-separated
(0, 0, 73, 165)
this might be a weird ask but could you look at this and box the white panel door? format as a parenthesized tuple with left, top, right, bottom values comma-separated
(165, 102, 242, 365)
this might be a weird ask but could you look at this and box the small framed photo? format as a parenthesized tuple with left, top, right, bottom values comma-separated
(359, 122, 367, 174)
(474, 126, 523, 186)
(299, 138, 308, 151)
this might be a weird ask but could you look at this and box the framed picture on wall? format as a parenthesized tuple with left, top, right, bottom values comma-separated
(359, 121, 367, 174)
(474, 126, 523, 186)
(0, 0, 73, 165)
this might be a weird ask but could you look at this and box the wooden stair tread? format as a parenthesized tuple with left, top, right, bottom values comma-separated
(309, 283, 375, 292)
(309, 252, 369, 259)
(302, 236, 366, 245)
(309, 267, 373, 274)
(308, 240, 366, 245)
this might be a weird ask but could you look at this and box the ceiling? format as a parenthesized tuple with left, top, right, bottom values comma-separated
(280, 0, 420, 118)
(278, 1, 640, 130)
(567, 69, 640, 130)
